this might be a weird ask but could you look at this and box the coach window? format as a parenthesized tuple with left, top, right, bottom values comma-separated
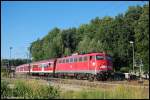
(40, 64, 42, 68)
(49, 63, 51, 66)
(79, 57, 82, 62)
(45, 64, 48, 68)
(70, 58, 73, 63)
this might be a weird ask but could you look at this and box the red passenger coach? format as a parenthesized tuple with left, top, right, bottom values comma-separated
(15, 59, 55, 76)
(30, 59, 55, 74)
(55, 52, 113, 80)
(15, 64, 30, 73)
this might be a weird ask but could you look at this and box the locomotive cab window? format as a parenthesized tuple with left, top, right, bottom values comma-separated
(96, 55, 104, 60)
(106, 56, 112, 61)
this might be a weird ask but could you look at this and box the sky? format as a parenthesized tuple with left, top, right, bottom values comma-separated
(1, 1, 148, 59)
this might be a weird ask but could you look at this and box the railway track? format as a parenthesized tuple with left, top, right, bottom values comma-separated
(13, 75, 149, 89)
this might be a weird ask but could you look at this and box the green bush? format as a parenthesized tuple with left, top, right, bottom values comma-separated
(1, 80, 10, 98)
(1, 79, 60, 99)
(120, 67, 130, 73)
(12, 80, 59, 99)
(12, 81, 32, 98)
(1, 68, 9, 78)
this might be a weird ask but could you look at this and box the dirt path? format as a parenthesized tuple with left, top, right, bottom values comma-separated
(48, 81, 89, 91)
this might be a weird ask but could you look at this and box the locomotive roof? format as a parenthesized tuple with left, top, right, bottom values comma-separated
(58, 52, 108, 59)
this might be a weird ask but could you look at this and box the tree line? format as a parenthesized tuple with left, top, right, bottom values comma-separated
(29, 4, 149, 72)
(1, 59, 31, 67)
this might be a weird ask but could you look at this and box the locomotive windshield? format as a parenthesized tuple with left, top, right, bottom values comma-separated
(106, 56, 112, 61)
(96, 55, 104, 60)
(96, 55, 112, 61)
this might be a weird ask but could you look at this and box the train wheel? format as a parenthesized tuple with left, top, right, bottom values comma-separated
(76, 74, 81, 80)
(88, 74, 95, 82)
(96, 75, 102, 81)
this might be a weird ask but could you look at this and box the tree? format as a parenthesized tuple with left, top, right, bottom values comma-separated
(29, 4, 149, 72)
(134, 4, 149, 71)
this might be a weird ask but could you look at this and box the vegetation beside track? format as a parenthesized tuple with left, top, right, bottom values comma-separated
(1, 78, 59, 99)
(1, 77, 149, 99)
(59, 84, 149, 99)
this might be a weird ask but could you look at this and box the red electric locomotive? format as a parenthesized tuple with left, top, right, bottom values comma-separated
(55, 52, 113, 81)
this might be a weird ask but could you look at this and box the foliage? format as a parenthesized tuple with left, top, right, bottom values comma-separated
(1, 79, 59, 99)
(1, 68, 9, 78)
(30, 4, 149, 72)
(1, 80, 10, 98)
(60, 85, 148, 99)
(1, 59, 31, 67)
(120, 67, 130, 73)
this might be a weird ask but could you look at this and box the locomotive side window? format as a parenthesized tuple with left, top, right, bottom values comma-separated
(70, 58, 73, 63)
(96, 55, 104, 60)
(90, 56, 95, 60)
(58, 60, 60, 63)
(83, 56, 87, 61)
(63, 59, 65, 63)
(66, 59, 69, 63)
(74, 58, 77, 62)
(79, 57, 82, 62)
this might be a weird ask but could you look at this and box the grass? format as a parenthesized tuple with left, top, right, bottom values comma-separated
(59, 85, 149, 99)
(1, 79, 60, 99)
(1, 77, 149, 99)
(1, 68, 9, 78)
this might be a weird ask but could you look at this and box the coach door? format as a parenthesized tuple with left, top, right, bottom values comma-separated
(89, 56, 96, 73)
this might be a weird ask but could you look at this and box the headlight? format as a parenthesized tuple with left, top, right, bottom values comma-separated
(101, 65, 107, 68)
(108, 66, 112, 68)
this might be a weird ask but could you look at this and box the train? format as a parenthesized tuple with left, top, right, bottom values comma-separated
(15, 52, 113, 81)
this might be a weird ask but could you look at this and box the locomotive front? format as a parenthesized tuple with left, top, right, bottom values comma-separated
(95, 53, 113, 80)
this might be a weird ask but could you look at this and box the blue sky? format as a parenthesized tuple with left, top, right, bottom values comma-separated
(1, 1, 148, 59)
